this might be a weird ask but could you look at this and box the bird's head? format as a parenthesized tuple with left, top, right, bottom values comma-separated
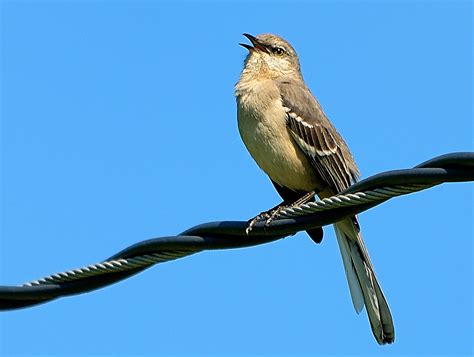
(239, 33, 302, 80)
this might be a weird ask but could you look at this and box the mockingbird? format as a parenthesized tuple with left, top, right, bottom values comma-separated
(235, 33, 394, 345)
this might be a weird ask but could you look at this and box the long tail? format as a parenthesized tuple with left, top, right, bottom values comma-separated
(333, 218, 395, 344)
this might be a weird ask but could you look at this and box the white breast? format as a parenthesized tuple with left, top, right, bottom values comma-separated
(236, 80, 320, 193)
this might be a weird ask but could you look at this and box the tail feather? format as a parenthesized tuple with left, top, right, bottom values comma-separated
(334, 218, 395, 345)
(334, 224, 365, 312)
(306, 227, 324, 244)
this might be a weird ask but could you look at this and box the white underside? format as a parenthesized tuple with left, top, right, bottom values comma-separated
(237, 94, 320, 192)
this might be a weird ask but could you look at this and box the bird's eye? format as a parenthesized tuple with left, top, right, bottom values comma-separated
(273, 47, 284, 56)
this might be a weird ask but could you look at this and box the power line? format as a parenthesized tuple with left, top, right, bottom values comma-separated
(1, 152, 473, 311)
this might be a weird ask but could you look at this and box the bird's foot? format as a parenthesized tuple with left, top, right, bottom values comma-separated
(246, 211, 269, 234)
(245, 205, 287, 234)
(245, 191, 316, 235)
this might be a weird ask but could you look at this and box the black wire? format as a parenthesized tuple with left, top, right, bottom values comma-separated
(0, 152, 473, 311)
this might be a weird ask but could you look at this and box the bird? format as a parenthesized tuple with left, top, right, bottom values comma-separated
(235, 33, 394, 344)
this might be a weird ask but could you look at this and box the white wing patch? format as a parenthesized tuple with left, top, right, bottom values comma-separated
(284, 106, 338, 157)
(283, 106, 354, 192)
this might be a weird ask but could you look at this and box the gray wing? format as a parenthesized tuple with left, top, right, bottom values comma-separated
(277, 78, 359, 193)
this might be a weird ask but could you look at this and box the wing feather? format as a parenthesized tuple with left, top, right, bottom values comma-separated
(277, 78, 359, 193)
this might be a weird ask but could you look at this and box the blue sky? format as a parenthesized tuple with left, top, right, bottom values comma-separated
(1, 1, 472, 356)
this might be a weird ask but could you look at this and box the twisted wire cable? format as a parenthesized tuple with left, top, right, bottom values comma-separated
(23, 250, 198, 287)
(1, 152, 473, 311)
(278, 183, 433, 219)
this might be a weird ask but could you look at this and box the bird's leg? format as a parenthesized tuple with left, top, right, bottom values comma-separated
(264, 191, 316, 226)
(246, 191, 316, 234)
(289, 191, 316, 207)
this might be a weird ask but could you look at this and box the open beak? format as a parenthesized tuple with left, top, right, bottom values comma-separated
(239, 33, 269, 53)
